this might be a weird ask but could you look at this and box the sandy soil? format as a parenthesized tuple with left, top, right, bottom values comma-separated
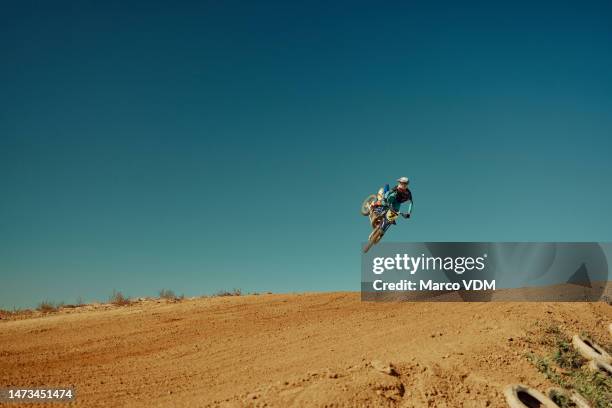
(1, 293, 610, 407)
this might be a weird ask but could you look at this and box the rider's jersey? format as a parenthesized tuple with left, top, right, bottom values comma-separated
(384, 188, 413, 213)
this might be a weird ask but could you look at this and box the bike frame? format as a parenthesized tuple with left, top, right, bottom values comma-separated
(372, 206, 395, 233)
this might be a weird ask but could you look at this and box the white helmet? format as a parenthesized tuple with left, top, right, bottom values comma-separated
(397, 176, 409, 184)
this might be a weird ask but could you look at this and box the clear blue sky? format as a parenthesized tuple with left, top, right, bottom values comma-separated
(2, 1, 612, 308)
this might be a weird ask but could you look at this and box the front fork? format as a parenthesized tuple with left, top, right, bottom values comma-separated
(372, 207, 392, 233)
(380, 217, 392, 233)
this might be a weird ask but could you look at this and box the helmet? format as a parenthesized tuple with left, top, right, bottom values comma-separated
(397, 176, 409, 184)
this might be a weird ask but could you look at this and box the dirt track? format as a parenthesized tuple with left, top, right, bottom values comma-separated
(1, 293, 611, 407)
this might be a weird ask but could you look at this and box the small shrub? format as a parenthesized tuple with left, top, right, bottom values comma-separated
(553, 339, 585, 369)
(525, 352, 567, 387)
(215, 288, 242, 297)
(158, 289, 185, 301)
(571, 368, 612, 408)
(0, 307, 34, 319)
(159, 289, 176, 299)
(548, 389, 572, 408)
(37, 301, 63, 313)
(109, 290, 131, 306)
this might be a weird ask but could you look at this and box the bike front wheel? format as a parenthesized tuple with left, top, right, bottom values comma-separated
(363, 228, 383, 253)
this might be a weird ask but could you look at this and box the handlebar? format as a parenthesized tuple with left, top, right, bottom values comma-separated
(387, 208, 409, 219)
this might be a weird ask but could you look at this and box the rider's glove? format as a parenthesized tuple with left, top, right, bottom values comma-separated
(402, 213, 411, 219)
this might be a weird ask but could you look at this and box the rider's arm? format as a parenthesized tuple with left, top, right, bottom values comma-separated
(383, 190, 396, 207)
(405, 190, 413, 216)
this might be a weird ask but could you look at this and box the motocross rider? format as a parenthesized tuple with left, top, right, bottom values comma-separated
(372, 177, 413, 219)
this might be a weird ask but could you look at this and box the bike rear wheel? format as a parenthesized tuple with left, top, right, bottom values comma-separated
(360, 194, 377, 216)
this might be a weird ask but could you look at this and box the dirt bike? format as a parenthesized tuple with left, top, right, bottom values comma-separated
(360, 188, 409, 253)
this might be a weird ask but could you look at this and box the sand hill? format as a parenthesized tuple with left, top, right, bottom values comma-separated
(1, 293, 610, 407)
